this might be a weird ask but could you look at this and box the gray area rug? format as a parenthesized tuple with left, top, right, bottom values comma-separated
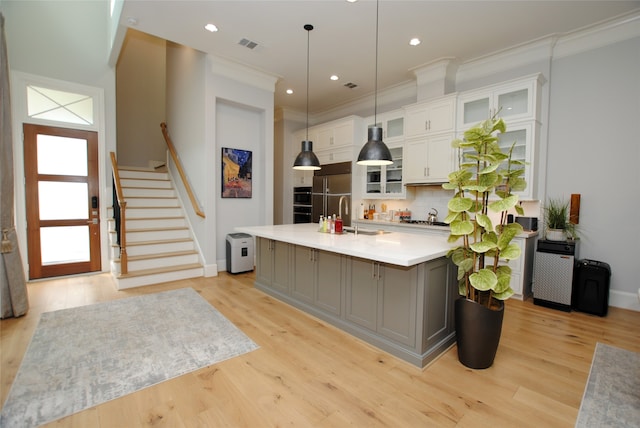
(575, 342, 640, 427)
(0, 287, 258, 427)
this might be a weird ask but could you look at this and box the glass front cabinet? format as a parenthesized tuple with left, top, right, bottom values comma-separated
(456, 119, 539, 200)
(366, 109, 404, 142)
(457, 74, 543, 130)
(364, 145, 405, 198)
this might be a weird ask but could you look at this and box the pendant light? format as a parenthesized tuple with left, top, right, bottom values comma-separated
(293, 24, 321, 171)
(357, 0, 393, 166)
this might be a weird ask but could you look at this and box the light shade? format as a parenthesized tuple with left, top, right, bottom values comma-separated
(357, 127, 393, 165)
(293, 140, 321, 170)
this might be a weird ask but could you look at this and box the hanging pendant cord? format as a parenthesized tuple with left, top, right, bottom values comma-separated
(305, 24, 312, 141)
(374, 0, 379, 124)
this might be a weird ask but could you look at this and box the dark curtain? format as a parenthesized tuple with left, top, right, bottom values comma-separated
(0, 13, 29, 318)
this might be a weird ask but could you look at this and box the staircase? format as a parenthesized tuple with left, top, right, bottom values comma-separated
(109, 166, 203, 289)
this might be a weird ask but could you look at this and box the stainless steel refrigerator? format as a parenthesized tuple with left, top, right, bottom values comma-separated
(312, 161, 352, 227)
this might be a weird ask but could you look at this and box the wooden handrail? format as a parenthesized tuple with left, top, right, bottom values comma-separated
(160, 122, 206, 218)
(110, 152, 128, 275)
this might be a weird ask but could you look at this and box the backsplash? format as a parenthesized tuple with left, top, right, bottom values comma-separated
(357, 187, 540, 223)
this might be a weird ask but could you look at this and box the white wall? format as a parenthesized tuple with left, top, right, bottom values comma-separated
(165, 46, 276, 274)
(164, 41, 211, 271)
(547, 36, 640, 309)
(3, 0, 116, 276)
(209, 61, 276, 270)
(116, 29, 166, 167)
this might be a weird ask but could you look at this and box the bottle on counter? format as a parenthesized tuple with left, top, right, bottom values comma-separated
(335, 216, 343, 233)
(319, 215, 324, 232)
(358, 203, 365, 220)
(330, 214, 336, 234)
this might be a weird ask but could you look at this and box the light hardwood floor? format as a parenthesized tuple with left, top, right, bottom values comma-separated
(1, 272, 639, 427)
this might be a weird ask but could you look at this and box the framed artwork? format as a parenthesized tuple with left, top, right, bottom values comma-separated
(221, 147, 252, 198)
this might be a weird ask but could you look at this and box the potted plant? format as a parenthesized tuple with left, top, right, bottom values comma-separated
(442, 114, 526, 369)
(544, 198, 576, 241)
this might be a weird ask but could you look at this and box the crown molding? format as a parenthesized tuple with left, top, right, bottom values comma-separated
(456, 37, 556, 86)
(456, 9, 640, 85)
(553, 9, 640, 59)
(208, 54, 280, 93)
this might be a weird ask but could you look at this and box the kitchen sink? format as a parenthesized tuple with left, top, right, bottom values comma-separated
(343, 227, 390, 235)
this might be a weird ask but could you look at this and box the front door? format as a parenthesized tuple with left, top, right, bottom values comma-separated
(23, 124, 101, 279)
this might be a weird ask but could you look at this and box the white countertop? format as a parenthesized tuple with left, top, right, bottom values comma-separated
(235, 223, 451, 267)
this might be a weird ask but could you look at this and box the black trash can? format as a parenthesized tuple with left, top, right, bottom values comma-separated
(572, 259, 611, 316)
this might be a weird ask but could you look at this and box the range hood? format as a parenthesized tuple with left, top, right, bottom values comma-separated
(404, 181, 447, 187)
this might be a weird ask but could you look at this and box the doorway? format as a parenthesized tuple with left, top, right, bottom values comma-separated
(23, 124, 101, 279)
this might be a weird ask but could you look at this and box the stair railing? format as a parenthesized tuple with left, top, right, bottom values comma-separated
(160, 122, 206, 218)
(110, 152, 128, 275)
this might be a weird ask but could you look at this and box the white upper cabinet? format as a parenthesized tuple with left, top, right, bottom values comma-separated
(404, 134, 455, 185)
(457, 74, 543, 130)
(315, 117, 359, 151)
(365, 109, 404, 142)
(404, 95, 456, 138)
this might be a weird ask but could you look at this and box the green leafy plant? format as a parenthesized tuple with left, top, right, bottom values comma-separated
(544, 198, 577, 239)
(443, 115, 526, 309)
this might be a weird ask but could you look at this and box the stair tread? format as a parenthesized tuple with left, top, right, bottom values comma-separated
(117, 263, 202, 278)
(126, 196, 178, 199)
(126, 216, 185, 220)
(121, 177, 170, 181)
(116, 250, 198, 262)
(126, 237, 194, 246)
(122, 186, 173, 190)
(126, 206, 182, 210)
(127, 226, 188, 232)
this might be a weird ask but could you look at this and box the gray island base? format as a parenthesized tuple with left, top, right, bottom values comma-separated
(236, 224, 458, 368)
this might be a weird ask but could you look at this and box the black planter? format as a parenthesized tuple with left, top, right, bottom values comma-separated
(454, 297, 504, 369)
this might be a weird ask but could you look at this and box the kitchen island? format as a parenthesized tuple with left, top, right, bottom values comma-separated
(235, 223, 457, 368)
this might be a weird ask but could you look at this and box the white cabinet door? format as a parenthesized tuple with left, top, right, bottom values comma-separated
(405, 97, 455, 138)
(316, 126, 334, 151)
(332, 120, 355, 147)
(404, 134, 454, 184)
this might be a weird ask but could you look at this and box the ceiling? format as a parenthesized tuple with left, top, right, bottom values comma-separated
(119, 1, 640, 114)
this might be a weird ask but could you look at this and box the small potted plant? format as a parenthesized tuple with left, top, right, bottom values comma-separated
(544, 198, 576, 241)
(443, 114, 525, 369)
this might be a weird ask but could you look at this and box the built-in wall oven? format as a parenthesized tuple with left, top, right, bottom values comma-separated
(293, 186, 312, 223)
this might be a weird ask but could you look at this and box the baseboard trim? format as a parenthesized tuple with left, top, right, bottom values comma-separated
(609, 289, 640, 312)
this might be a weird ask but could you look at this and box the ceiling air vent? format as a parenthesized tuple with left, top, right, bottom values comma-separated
(344, 82, 358, 89)
(238, 38, 259, 50)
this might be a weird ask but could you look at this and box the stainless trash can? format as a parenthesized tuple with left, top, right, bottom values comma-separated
(533, 239, 579, 311)
(226, 233, 254, 274)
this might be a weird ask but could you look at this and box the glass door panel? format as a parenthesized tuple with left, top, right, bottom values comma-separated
(463, 98, 490, 125)
(385, 147, 403, 195)
(386, 117, 404, 139)
(41, 226, 90, 265)
(38, 182, 89, 220)
(498, 89, 529, 118)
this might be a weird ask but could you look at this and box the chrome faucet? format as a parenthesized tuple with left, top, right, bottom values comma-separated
(338, 195, 349, 220)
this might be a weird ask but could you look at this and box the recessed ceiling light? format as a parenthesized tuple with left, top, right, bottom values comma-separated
(346, 0, 358, 3)
(286, 89, 293, 95)
(409, 38, 421, 46)
(330, 75, 339, 81)
(204, 23, 218, 32)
